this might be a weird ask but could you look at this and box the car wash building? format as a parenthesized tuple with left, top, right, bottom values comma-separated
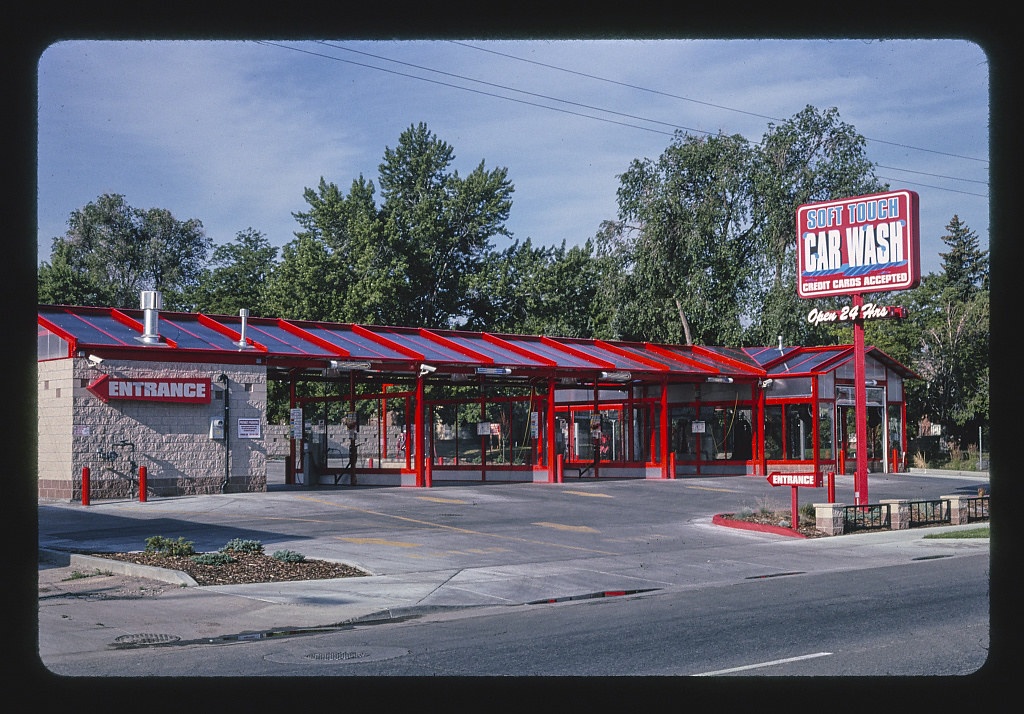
(37, 292, 917, 501)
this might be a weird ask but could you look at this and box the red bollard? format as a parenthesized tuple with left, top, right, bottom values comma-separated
(891, 448, 899, 473)
(557, 453, 564, 483)
(138, 465, 147, 502)
(827, 471, 835, 503)
(81, 466, 90, 506)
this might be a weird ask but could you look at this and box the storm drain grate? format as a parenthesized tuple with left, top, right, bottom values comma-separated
(112, 633, 181, 648)
(527, 588, 659, 605)
(745, 571, 805, 580)
(912, 554, 954, 561)
(306, 650, 371, 662)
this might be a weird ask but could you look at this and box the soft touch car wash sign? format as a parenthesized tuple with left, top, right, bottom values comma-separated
(87, 374, 212, 404)
(796, 190, 920, 298)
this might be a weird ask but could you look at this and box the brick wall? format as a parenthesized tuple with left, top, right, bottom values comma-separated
(37, 358, 268, 501)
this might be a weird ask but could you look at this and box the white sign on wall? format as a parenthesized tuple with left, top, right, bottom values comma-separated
(237, 418, 261, 439)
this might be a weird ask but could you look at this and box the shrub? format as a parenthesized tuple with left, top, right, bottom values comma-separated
(798, 502, 816, 525)
(191, 552, 236, 566)
(272, 549, 306, 563)
(220, 538, 264, 554)
(144, 536, 195, 557)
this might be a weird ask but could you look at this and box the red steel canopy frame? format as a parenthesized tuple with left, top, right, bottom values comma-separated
(38, 304, 916, 488)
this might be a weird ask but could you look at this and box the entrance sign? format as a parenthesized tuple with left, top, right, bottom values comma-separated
(767, 471, 821, 487)
(87, 374, 211, 404)
(796, 190, 920, 298)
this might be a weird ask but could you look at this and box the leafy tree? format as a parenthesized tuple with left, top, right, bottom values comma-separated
(465, 237, 617, 338)
(746, 105, 884, 346)
(184, 228, 278, 316)
(37, 238, 111, 306)
(936, 214, 989, 301)
(37, 193, 211, 309)
(612, 132, 757, 345)
(266, 124, 514, 329)
(377, 123, 514, 329)
(263, 233, 346, 322)
(915, 216, 990, 438)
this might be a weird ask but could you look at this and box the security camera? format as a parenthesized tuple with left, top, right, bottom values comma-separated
(87, 354, 104, 365)
(419, 364, 437, 376)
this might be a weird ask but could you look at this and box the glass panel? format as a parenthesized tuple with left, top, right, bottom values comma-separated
(670, 406, 697, 461)
(764, 406, 783, 460)
(886, 371, 902, 401)
(632, 406, 652, 463)
(785, 403, 814, 460)
(888, 407, 903, 460)
(572, 410, 594, 461)
(38, 327, 69, 361)
(817, 403, 834, 460)
(766, 377, 813, 397)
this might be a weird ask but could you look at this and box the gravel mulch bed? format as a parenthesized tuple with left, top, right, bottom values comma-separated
(91, 551, 370, 586)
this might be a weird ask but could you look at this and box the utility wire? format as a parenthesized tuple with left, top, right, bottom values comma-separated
(256, 40, 988, 198)
(451, 40, 990, 166)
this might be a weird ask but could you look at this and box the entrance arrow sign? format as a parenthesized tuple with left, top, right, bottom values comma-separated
(766, 472, 821, 488)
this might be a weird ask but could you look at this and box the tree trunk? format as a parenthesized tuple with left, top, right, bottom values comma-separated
(675, 298, 693, 345)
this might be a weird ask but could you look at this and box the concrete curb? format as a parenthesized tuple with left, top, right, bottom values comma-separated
(65, 552, 199, 587)
(712, 513, 807, 538)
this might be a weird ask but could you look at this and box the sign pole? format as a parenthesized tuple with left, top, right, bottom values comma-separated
(852, 293, 869, 505)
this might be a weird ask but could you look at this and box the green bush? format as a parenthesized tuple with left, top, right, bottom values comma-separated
(144, 536, 195, 557)
(191, 552, 236, 566)
(272, 549, 306, 563)
(220, 538, 264, 554)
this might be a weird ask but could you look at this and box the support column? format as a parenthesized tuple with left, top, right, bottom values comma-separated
(814, 502, 845, 536)
(547, 377, 557, 483)
(880, 499, 910, 529)
(415, 374, 425, 487)
(660, 377, 669, 479)
(853, 294, 869, 505)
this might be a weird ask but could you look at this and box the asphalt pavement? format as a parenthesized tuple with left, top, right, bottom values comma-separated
(37, 465, 991, 665)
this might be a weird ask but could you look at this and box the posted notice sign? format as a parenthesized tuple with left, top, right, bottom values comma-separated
(796, 190, 920, 298)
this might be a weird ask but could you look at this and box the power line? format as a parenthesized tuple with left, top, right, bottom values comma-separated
(450, 40, 990, 166)
(256, 40, 988, 199)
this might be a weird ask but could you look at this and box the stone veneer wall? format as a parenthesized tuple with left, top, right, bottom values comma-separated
(38, 358, 267, 501)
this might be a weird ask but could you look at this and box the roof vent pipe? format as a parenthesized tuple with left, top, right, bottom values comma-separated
(778, 335, 784, 353)
(236, 308, 250, 349)
(138, 290, 162, 344)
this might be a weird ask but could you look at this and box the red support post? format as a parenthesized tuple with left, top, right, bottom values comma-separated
(81, 466, 90, 506)
(791, 486, 799, 530)
(415, 375, 425, 487)
(853, 294, 869, 505)
(138, 465, 147, 502)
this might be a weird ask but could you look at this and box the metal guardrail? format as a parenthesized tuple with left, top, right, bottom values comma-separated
(908, 499, 951, 527)
(966, 496, 990, 522)
(842, 504, 890, 531)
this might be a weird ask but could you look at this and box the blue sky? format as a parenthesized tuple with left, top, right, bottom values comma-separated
(36, 38, 989, 278)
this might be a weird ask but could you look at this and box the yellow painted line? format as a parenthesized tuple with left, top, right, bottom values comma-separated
(686, 485, 739, 493)
(416, 496, 468, 504)
(533, 521, 600, 534)
(294, 494, 617, 555)
(337, 537, 421, 548)
(562, 490, 612, 498)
